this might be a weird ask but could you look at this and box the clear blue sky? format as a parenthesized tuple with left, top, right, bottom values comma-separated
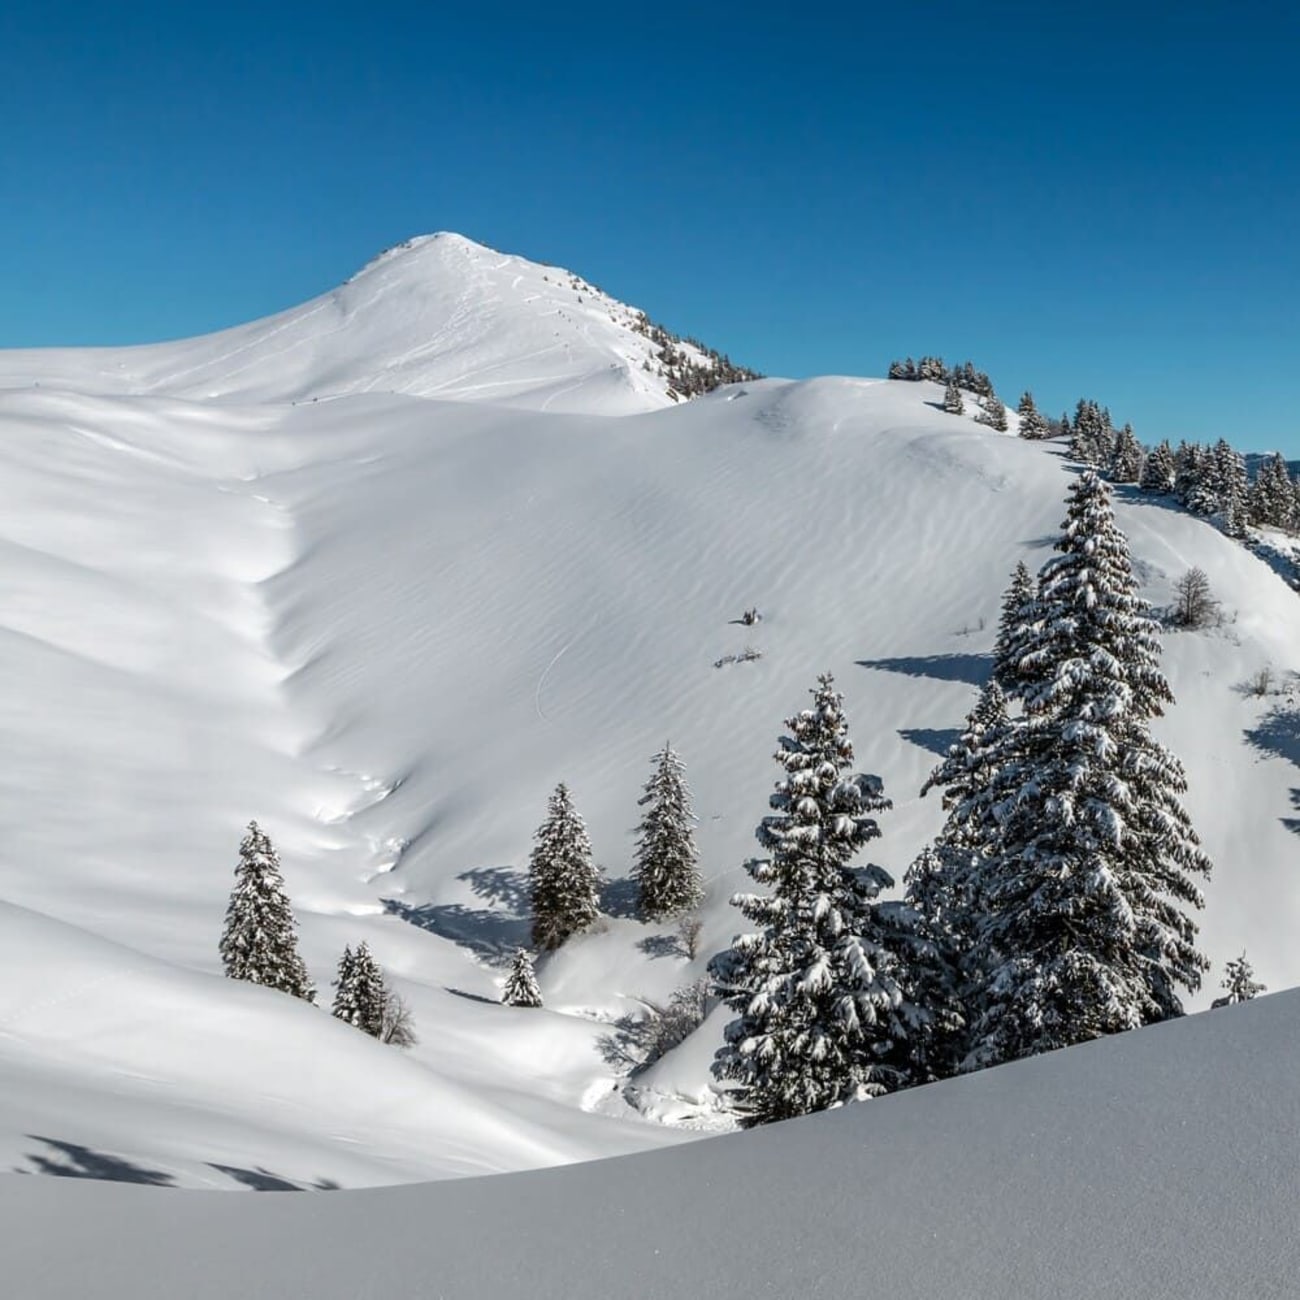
(3, 1, 1298, 450)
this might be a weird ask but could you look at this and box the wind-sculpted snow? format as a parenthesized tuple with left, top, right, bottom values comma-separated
(0, 233, 723, 412)
(2, 989, 1296, 1298)
(0, 239, 1298, 1188)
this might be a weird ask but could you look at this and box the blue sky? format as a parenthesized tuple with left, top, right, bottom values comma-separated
(3, 1, 1297, 450)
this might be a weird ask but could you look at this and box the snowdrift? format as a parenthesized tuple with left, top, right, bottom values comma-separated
(2, 989, 1295, 1298)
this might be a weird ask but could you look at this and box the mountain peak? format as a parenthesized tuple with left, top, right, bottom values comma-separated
(0, 235, 759, 414)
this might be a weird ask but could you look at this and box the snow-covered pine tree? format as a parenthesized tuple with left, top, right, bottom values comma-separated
(219, 821, 315, 1002)
(502, 948, 543, 1007)
(332, 941, 386, 1037)
(1016, 391, 1048, 439)
(991, 561, 1037, 697)
(1212, 439, 1249, 536)
(1140, 440, 1176, 494)
(917, 355, 948, 382)
(1174, 441, 1205, 506)
(904, 680, 1011, 1080)
(942, 379, 965, 414)
(330, 944, 357, 1022)
(634, 744, 704, 922)
(529, 783, 602, 950)
(709, 674, 919, 1126)
(1213, 952, 1266, 1006)
(1109, 423, 1143, 483)
(1248, 453, 1295, 530)
(956, 471, 1212, 1068)
(975, 394, 1008, 431)
(1070, 398, 1113, 466)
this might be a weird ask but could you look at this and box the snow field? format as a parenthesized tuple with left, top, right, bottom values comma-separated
(1, 235, 1298, 1187)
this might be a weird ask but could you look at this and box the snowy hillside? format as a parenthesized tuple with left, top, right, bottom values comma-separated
(3, 988, 1297, 1298)
(0, 233, 746, 412)
(1, 234, 1299, 1189)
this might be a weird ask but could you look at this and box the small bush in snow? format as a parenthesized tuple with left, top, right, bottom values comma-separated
(1171, 567, 1220, 629)
(1211, 952, 1266, 1007)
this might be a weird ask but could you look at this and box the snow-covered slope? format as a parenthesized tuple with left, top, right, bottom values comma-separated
(3, 989, 1296, 1298)
(2, 236, 1299, 1190)
(0, 233, 721, 412)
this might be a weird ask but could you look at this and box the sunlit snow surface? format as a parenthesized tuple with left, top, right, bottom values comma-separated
(1, 235, 1298, 1203)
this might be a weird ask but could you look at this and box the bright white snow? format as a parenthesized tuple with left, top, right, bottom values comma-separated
(2, 989, 1296, 1297)
(0, 233, 1297, 1191)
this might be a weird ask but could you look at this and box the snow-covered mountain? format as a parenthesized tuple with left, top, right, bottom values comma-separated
(0, 232, 746, 412)
(1, 234, 1298, 1197)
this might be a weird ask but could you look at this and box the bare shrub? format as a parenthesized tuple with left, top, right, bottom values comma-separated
(1171, 567, 1219, 629)
(379, 991, 418, 1048)
(677, 914, 703, 960)
(637, 978, 710, 1067)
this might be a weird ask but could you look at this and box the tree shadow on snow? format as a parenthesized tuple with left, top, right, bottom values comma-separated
(208, 1164, 304, 1192)
(600, 876, 640, 920)
(1245, 705, 1300, 767)
(383, 896, 530, 967)
(898, 726, 963, 757)
(458, 864, 530, 912)
(637, 933, 685, 960)
(858, 654, 992, 687)
(1245, 706, 1300, 837)
(21, 1137, 174, 1186)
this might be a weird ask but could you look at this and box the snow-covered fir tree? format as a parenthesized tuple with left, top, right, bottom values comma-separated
(904, 680, 1010, 1080)
(1069, 398, 1114, 467)
(529, 783, 602, 951)
(502, 948, 543, 1007)
(951, 472, 1212, 1069)
(1140, 439, 1176, 494)
(1174, 441, 1205, 506)
(1248, 452, 1296, 531)
(888, 357, 917, 381)
(975, 394, 1008, 432)
(991, 560, 1037, 698)
(709, 673, 919, 1126)
(331, 941, 387, 1037)
(942, 379, 965, 414)
(634, 743, 703, 921)
(219, 821, 315, 1002)
(1214, 952, 1266, 1006)
(1016, 391, 1048, 439)
(917, 355, 947, 382)
(1109, 423, 1143, 483)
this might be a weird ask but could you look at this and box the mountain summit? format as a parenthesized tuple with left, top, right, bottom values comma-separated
(0, 233, 757, 413)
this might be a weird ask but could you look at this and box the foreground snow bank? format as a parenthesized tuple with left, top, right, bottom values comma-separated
(2, 989, 1295, 1298)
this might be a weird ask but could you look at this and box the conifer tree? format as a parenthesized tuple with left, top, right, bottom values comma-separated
(634, 744, 703, 921)
(331, 941, 386, 1037)
(942, 379, 965, 414)
(1140, 440, 1176, 494)
(1109, 423, 1143, 483)
(502, 948, 544, 1007)
(530, 783, 602, 951)
(710, 674, 918, 1126)
(953, 472, 1211, 1068)
(1248, 453, 1295, 530)
(976, 394, 1008, 431)
(1174, 441, 1205, 506)
(219, 821, 315, 1002)
(1016, 391, 1048, 439)
(992, 561, 1037, 697)
(1215, 952, 1266, 1006)
(904, 680, 1010, 1080)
